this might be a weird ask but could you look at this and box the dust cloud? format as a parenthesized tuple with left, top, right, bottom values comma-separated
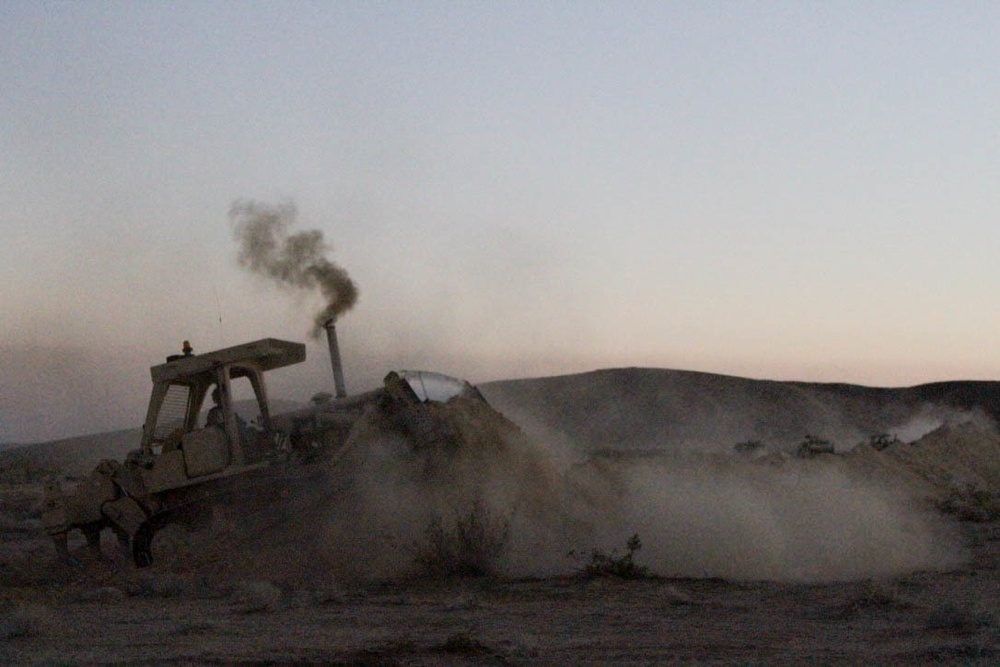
(314, 398, 579, 580)
(229, 199, 358, 336)
(308, 400, 967, 584)
(569, 454, 963, 581)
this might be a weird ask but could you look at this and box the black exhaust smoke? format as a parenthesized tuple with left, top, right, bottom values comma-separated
(229, 200, 359, 338)
(229, 199, 359, 399)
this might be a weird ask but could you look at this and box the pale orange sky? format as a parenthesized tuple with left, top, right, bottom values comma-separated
(3, 3, 1000, 442)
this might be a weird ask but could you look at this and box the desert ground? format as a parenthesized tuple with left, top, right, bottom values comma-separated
(2, 368, 1000, 664)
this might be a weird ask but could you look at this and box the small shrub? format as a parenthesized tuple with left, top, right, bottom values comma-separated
(573, 533, 650, 579)
(869, 433, 901, 451)
(413, 498, 511, 577)
(795, 434, 834, 458)
(733, 440, 765, 456)
(433, 632, 493, 657)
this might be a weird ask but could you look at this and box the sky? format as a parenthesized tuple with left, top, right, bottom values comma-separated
(2, 2, 1000, 442)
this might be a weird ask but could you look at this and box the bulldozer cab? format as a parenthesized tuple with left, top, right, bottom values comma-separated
(140, 339, 306, 473)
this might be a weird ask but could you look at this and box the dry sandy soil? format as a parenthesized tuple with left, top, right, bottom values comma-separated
(3, 368, 1000, 664)
(1, 508, 997, 664)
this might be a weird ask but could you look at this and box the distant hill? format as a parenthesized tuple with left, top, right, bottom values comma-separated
(8, 369, 1000, 477)
(0, 427, 141, 479)
(481, 368, 1000, 454)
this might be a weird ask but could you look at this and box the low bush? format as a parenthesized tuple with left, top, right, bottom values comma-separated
(733, 439, 765, 455)
(413, 498, 511, 577)
(433, 632, 494, 657)
(795, 434, 834, 458)
(868, 433, 901, 451)
(572, 533, 650, 580)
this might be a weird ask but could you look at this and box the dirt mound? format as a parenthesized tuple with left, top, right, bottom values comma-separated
(482, 369, 1000, 453)
(889, 423, 1000, 492)
(119, 397, 573, 588)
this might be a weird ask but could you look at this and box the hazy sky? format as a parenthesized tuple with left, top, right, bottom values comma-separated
(3, 2, 999, 442)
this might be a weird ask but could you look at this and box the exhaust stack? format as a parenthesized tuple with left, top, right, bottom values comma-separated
(323, 319, 348, 398)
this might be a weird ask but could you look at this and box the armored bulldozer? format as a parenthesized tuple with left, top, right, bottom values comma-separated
(41, 334, 488, 567)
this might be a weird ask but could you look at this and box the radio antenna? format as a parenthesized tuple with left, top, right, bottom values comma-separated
(213, 284, 224, 347)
